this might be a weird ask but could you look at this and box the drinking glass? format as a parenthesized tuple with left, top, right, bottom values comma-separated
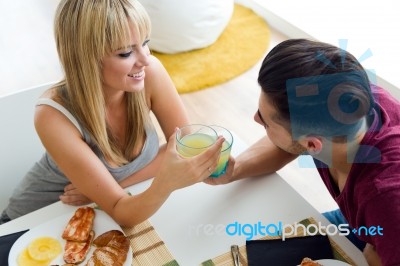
(209, 125, 233, 177)
(176, 124, 217, 157)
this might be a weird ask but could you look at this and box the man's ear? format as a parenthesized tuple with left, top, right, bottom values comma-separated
(298, 136, 323, 155)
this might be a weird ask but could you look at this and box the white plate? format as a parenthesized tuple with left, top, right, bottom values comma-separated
(316, 259, 351, 266)
(8, 208, 132, 266)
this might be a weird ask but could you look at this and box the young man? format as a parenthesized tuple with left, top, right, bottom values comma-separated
(207, 39, 400, 266)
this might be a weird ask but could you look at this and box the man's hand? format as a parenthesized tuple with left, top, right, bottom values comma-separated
(203, 156, 235, 185)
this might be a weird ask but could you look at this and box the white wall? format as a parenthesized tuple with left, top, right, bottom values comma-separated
(237, 0, 400, 99)
(0, 0, 62, 96)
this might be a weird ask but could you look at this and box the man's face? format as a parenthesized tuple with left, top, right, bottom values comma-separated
(255, 92, 307, 155)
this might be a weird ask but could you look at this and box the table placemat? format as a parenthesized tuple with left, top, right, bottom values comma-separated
(122, 220, 179, 266)
(92, 202, 178, 266)
(201, 217, 356, 266)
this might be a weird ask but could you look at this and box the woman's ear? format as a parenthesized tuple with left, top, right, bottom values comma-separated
(298, 136, 323, 155)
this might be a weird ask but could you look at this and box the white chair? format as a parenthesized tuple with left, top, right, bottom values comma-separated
(0, 82, 55, 212)
(140, 0, 234, 54)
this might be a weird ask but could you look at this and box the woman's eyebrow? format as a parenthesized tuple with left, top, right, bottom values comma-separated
(116, 44, 136, 51)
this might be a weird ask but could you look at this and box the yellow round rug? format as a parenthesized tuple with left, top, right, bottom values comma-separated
(152, 4, 270, 94)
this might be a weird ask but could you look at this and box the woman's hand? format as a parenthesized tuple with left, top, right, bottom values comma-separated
(203, 156, 236, 185)
(59, 183, 93, 206)
(154, 128, 225, 193)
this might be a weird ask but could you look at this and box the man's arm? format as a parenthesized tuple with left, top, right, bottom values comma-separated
(205, 136, 297, 185)
(233, 136, 297, 180)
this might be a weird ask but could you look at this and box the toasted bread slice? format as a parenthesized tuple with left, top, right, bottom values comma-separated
(87, 230, 129, 265)
(93, 230, 124, 246)
(86, 248, 123, 266)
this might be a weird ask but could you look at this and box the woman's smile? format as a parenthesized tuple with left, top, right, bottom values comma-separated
(128, 69, 145, 80)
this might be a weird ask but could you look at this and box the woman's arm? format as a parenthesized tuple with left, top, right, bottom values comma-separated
(118, 144, 166, 187)
(114, 132, 224, 225)
(35, 103, 224, 226)
(60, 144, 167, 206)
(111, 55, 190, 188)
(116, 55, 189, 187)
(59, 56, 190, 204)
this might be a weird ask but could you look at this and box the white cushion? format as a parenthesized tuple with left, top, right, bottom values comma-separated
(140, 0, 234, 54)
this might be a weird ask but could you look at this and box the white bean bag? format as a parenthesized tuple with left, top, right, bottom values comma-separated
(140, 0, 234, 54)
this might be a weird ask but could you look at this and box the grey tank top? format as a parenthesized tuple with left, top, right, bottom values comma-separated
(5, 98, 159, 220)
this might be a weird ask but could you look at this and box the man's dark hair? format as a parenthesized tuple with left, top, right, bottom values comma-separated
(258, 39, 374, 141)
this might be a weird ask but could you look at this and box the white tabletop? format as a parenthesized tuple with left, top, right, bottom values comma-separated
(130, 175, 368, 265)
(0, 135, 368, 265)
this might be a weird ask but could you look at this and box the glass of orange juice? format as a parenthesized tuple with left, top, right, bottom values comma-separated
(209, 125, 233, 177)
(176, 124, 217, 158)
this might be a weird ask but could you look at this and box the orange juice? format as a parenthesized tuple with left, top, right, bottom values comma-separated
(177, 133, 216, 157)
(211, 140, 232, 176)
(209, 125, 233, 177)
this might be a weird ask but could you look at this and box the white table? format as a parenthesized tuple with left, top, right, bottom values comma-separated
(0, 136, 368, 265)
(134, 176, 368, 265)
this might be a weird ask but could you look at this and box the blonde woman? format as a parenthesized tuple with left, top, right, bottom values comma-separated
(1, 0, 223, 226)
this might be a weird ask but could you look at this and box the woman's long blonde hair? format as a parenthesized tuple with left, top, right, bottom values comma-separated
(54, 0, 151, 166)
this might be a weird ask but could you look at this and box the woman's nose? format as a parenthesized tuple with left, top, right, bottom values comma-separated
(135, 47, 150, 67)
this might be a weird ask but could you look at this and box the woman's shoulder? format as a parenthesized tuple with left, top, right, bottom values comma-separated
(145, 55, 165, 77)
(144, 55, 175, 92)
(35, 87, 83, 137)
(143, 55, 176, 106)
(36, 87, 65, 119)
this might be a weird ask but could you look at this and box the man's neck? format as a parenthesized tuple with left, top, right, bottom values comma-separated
(312, 118, 369, 189)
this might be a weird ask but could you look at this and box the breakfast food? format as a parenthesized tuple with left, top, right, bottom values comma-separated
(16, 207, 129, 265)
(64, 230, 95, 264)
(17, 237, 62, 266)
(86, 230, 130, 265)
(18, 248, 50, 266)
(28, 237, 62, 261)
(62, 207, 96, 264)
(62, 207, 95, 242)
(300, 257, 322, 266)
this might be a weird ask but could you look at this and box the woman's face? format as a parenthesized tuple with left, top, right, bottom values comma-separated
(101, 24, 150, 95)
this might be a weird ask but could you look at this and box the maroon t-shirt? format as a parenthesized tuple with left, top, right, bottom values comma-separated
(314, 85, 400, 265)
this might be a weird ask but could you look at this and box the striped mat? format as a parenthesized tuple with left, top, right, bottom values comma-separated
(201, 217, 356, 266)
(92, 202, 178, 265)
(122, 220, 179, 266)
